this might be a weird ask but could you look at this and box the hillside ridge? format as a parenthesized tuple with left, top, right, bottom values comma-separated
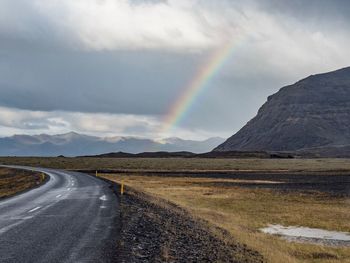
(214, 66, 350, 155)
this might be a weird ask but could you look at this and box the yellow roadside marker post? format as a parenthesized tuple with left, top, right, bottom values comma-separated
(121, 181, 124, 195)
(96, 170, 98, 177)
(41, 173, 45, 182)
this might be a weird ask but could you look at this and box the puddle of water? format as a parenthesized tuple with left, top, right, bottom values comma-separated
(261, 224, 350, 246)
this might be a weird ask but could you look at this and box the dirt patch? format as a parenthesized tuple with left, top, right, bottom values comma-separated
(117, 188, 264, 263)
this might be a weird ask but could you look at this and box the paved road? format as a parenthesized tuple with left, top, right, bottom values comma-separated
(0, 167, 120, 263)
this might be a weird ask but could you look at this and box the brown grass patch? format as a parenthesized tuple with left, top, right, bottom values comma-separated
(0, 167, 44, 198)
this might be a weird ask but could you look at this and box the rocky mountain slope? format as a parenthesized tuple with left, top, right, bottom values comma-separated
(0, 132, 224, 156)
(215, 67, 350, 155)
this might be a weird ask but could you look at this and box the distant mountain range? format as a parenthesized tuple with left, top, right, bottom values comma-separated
(215, 67, 350, 157)
(0, 132, 225, 157)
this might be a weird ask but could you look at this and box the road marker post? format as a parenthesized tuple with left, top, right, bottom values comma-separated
(96, 170, 98, 177)
(121, 182, 124, 195)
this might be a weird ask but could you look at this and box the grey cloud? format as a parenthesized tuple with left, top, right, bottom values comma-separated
(0, 49, 201, 115)
(257, 0, 350, 20)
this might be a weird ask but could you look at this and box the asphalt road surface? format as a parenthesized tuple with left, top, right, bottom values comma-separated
(0, 167, 120, 263)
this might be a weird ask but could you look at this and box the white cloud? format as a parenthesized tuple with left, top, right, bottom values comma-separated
(32, 0, 230, 51)
(2, 0, 349, 65)
(0, 0, 249, 51)
(0, 106, 219, 140)
(1, 0, 349, 67)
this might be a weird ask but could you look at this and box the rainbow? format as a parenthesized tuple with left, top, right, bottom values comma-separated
(159, 41, 238, 136)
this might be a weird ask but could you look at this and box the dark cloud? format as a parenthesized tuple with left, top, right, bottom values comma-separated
(0, 49, 201, 115)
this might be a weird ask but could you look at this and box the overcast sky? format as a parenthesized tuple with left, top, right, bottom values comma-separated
(1, 0, 350, 139)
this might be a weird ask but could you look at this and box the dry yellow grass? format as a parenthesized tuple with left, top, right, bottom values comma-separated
(103, 174, 350, 263)
(0, 167, 43, 198)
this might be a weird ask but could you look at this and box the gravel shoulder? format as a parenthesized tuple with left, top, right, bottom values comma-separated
(113, 185, 264, 263)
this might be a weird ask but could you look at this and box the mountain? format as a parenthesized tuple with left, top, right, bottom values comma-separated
(0, 132, 225, 157)
(160, 137, 224, 153)
(214, 67, 350, 156)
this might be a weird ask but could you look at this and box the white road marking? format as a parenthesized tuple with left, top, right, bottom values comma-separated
(6, 216, 33, 220)
(28, 206, 41, 213)
(0, 220, 26, 235)
(100, 206, 107, 209)
(99, 195, 108, 201)
(67, 188, 71, 191)
(56, 194, 62, 198)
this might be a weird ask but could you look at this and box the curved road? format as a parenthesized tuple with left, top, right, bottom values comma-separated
(0, 167, 120, 263)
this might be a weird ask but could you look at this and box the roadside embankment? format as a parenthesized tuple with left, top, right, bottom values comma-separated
(0, 167, 46, 199)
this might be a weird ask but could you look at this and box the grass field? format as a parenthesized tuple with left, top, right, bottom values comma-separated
(103, 174, 350, 263)
(0, 167, 44, 198)
(2, 157, 350, 172)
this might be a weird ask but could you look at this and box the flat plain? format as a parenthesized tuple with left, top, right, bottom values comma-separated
(104, 174, 350, 263)
(2, 157, 350, 172)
